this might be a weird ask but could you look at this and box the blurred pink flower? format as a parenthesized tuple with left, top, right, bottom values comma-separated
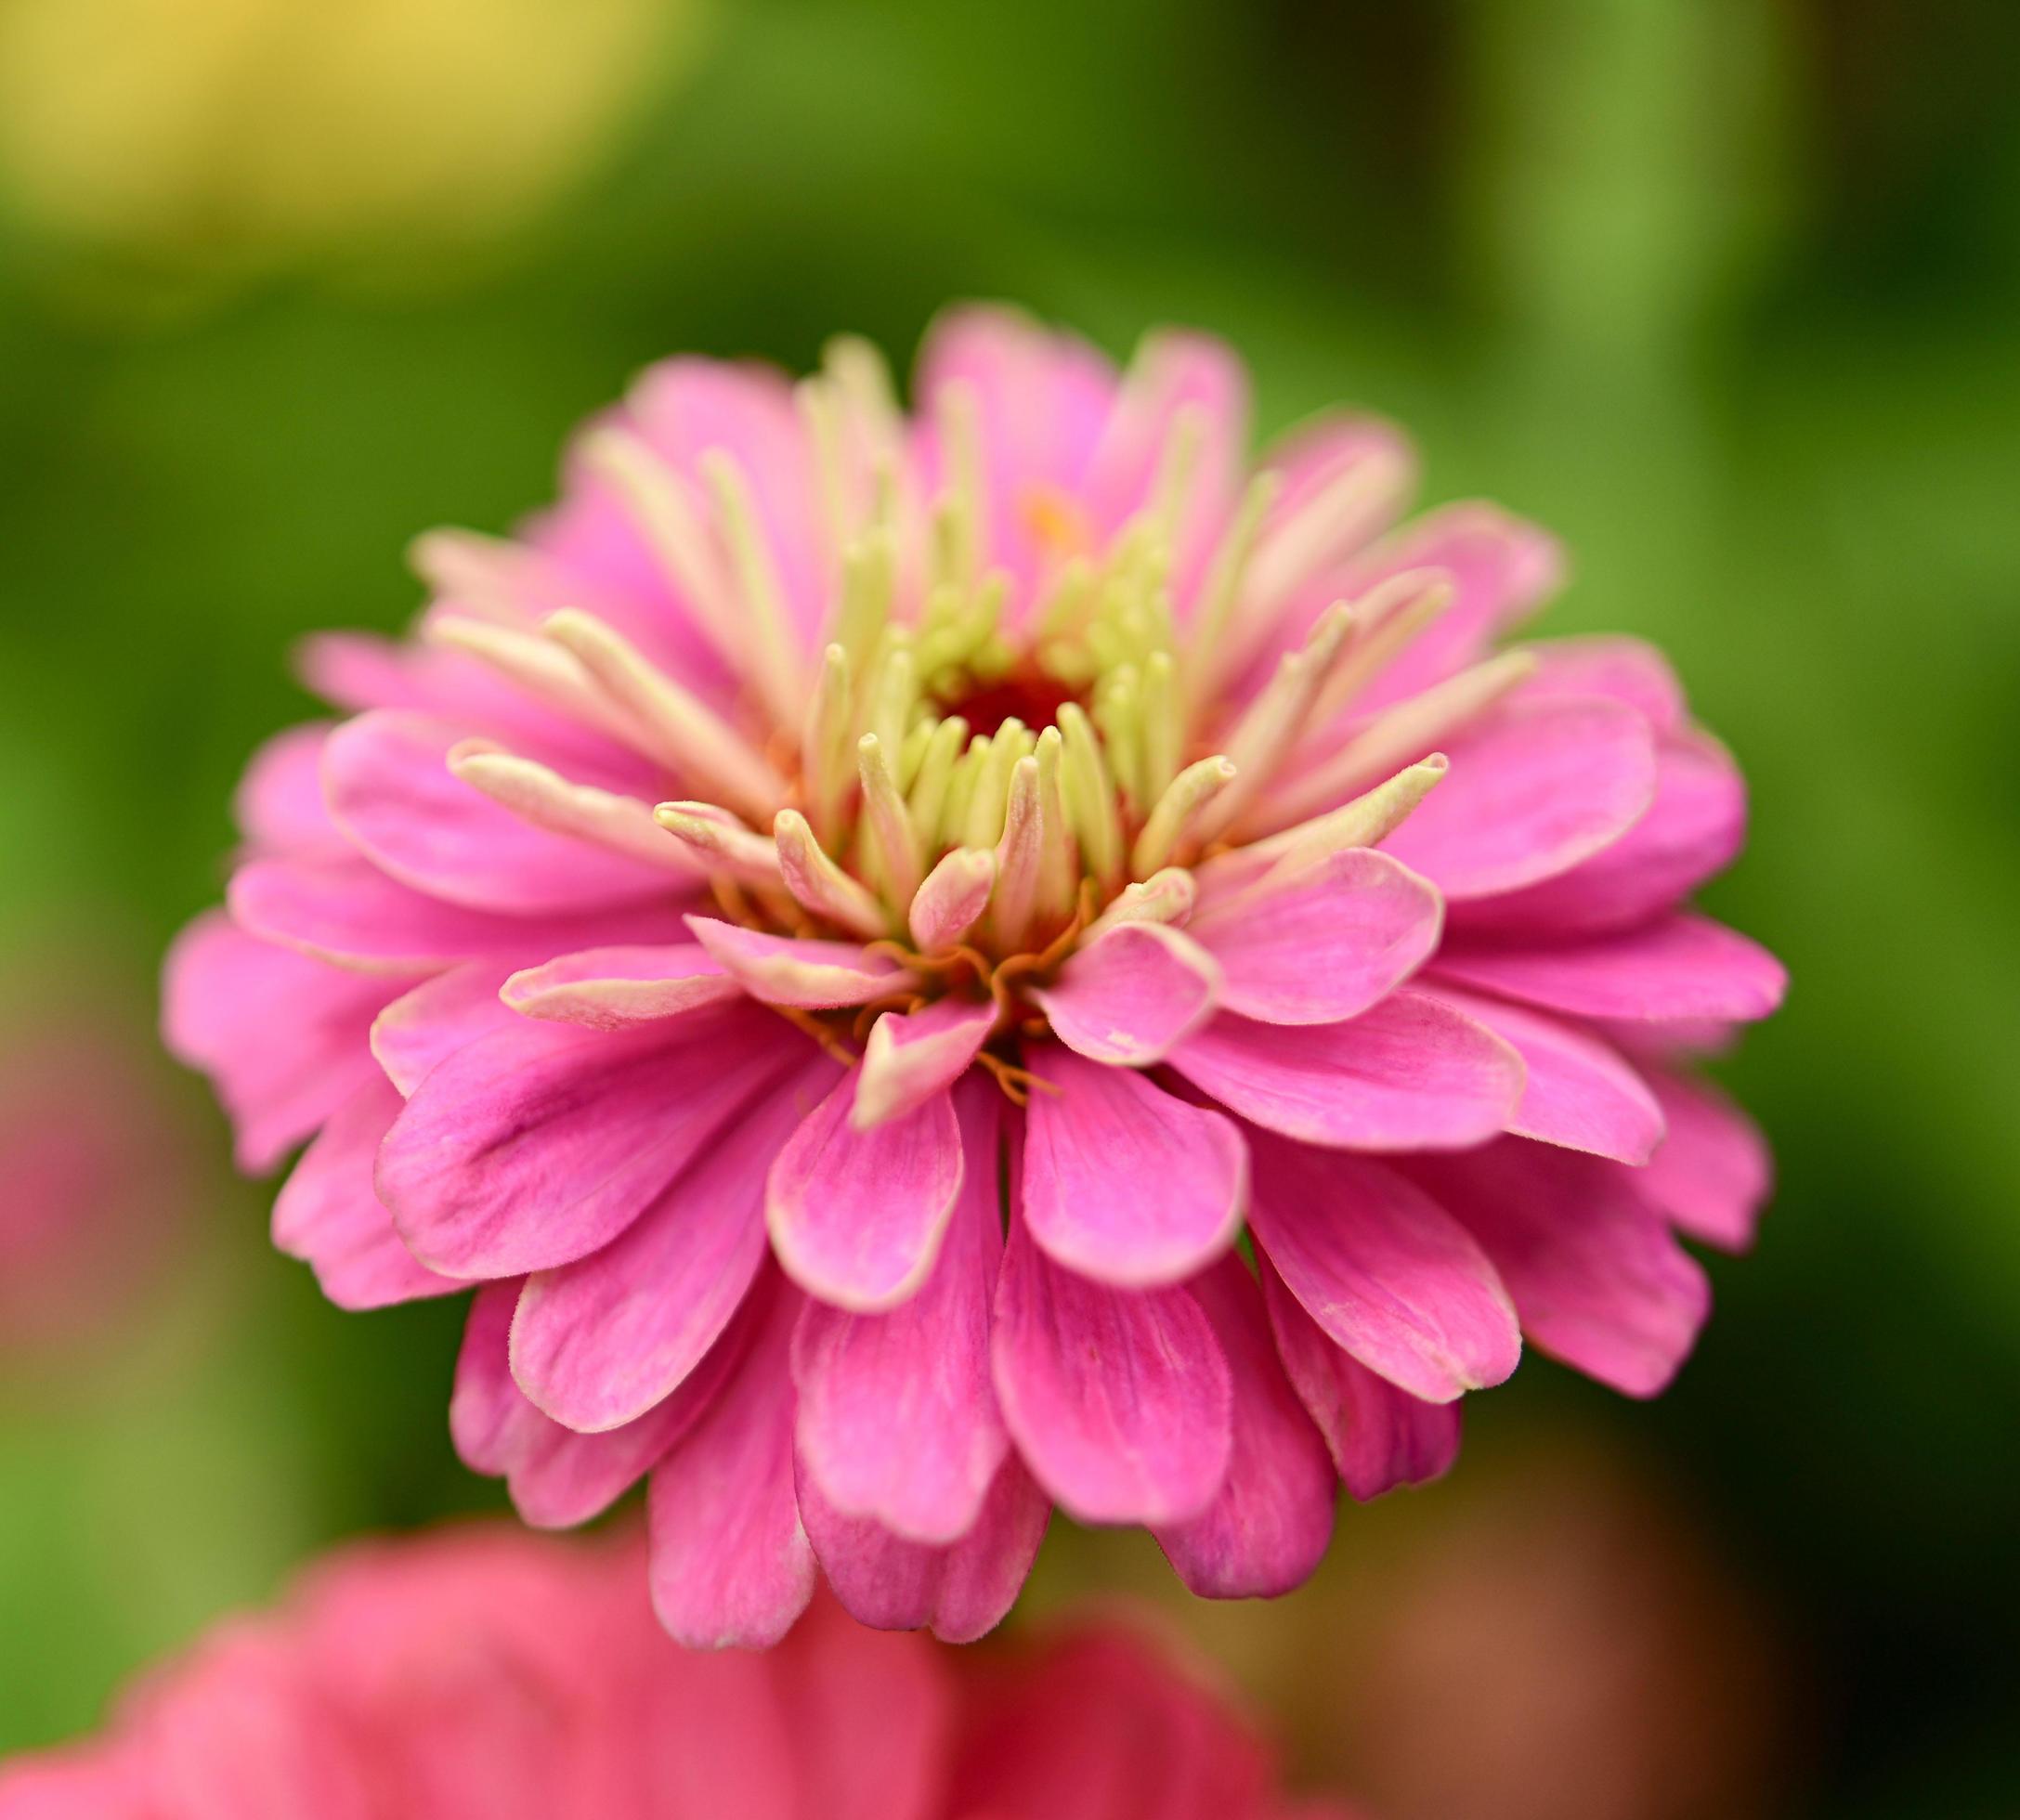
(0, 1526, 1353, 1820)
(163, 307, 1781, 1642)
(0, 1016, 191, 1357)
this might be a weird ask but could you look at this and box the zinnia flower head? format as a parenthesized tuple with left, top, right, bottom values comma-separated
(0, 1526, 1355, 1820)
(163, 307, 1784, 1644)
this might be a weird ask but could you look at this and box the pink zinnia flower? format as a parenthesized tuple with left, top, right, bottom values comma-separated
(0, 1526, 1357, 1819)
(163, 306, 1783, 1644)
(0, 1012, 192, 1359)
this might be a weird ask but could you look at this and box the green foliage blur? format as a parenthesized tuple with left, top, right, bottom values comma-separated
(2, 2, 2016, 1814)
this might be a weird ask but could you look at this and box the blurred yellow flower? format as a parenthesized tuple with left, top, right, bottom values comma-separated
(0, 0, 703, 276)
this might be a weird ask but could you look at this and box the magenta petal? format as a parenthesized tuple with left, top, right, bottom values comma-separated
(793, 1083, 1009, 1542)
(853, 996, 995, 1130)
(229, 851, 684, 973)
(323, 709, 670, 913)
(1409, 1139, 1712, 1398)
(796, 1452, 1049, 1642)
(1633, 1068, 1773, 1252)
(686, 916, 918, 1008)
(1189, 847, 1442, 1025)
(500, 942, 737, 1030)
(1246, 1133, 1519, 1402)
(1433, 913, 1787, 1023)
(163, 910, 396, 1171)
(1022, 1049, 1247, 1287)
(990, 1208, 1232, 1526)
(270, 1077, 457, 1310)
(1258, 1257, 1462, 1500)
(1032, 923, 1220, 1064)
(511, 1053, 841, 1432)
(370, 960, 522, 1095)
(1152, 1257, 1335, 1598)
(1380, 696, 1658, 900)
(1171, 991, 1525, 1151)
(235, 721, 342, 853)
(768, 1078, 965, 1313)
(1418, 982, 1665, 1164)
(1516, 633, 1687, 734)
(647, 1278, 817, 1649)
(450, 1280, 742, 1529)
(1456, 729, 1746, 938)
(379, 1002, 797, 1278)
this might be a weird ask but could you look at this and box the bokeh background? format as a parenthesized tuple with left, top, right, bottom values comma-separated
(2, 1, 2016, 1814)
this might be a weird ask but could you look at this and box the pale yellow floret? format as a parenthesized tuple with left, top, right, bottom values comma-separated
(857, 733, 924, 908)
(1131, 754, 1237, 879)
(1033, 727, 1079, 930)
(1250, 649, 1534, 834)
(1082, 865, 1196, 940)
(801, 644, 856, 848)
(578, 429, 744, 661)
(1179, 469, 1279, 708)
(1056, 702, 1123, 892)
(425, 613, 650, 752)
(653, 800, 786, 887)
(449, 741, 690, 871)
(988, 757, 1044, 952)
(1190, 600, 1356, 846)
(906, 714, 971, 850)
(700, 448, 805, 727)
(543, 609, 787, 822)
(774, 809, 890, 939)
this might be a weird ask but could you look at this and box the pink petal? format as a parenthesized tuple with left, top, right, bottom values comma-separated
(500, 942, 738, 1031)
(945, 1627, 1287, 1820)
(768, 1076, 965, 1313)
(1171, 991, 1525, 1151)
(162, 911, 397, 1171)
(759, 1600, 955, 1820)
(450, 1280, 744, 1528)
(1152, 1257, 1336, 1598)
(234, 721, 342, 853)
(510, 1052, 841, 1432)
(229, 852, 685, 973)
(322, 710, 671, 914)
(990, 1206, 1232, 1525)
(853, 996, 996, 1130)
(270, 1077, 457, 1310)
(795, 1451, 1049, 1642)
(1245, 1133, 1520, 1402)
(1379, 696, 1658, 900)
(1433, 913, 1787, 1023)
(1417, 982, 1665, 1164)
(1633, 1068, 1773, 1252)
(1454, 729, 1745, 937)
(792, 1083, 1009, 1542)
(1021, 1049, 1247, 1287)
(647, 1275, 817, 1649)
(379, 1002, 799, 1278)
(1514, 633, 1686, 734)
(1188, 847, 1442, 1025)
(1258, 1256, 1462, 1500)
(1031, 923, 1221, 1064)
(370, 960, 521, 1095)
(685, 916, 918, 1008)
(1407, 1139, 1712, 1398)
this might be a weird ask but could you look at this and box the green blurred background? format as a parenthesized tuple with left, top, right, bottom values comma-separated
(1, 1, 2016, 1814)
